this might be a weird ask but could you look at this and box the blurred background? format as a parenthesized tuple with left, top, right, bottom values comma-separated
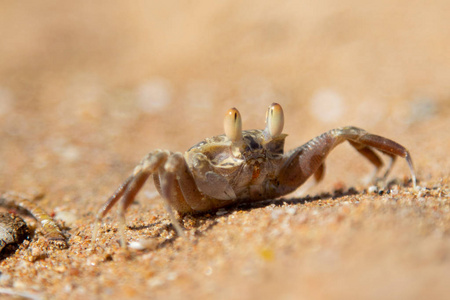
(0, 0, 449, 206)
(0, 2, 449, 299)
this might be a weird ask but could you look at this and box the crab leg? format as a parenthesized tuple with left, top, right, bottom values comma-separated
(92, 150, 169, 247)
(116, 171, 155, 247)
(156, 153, 205, 212)
(154, 164, 186, 239)
(314, 163, 325, 182)
(91, 176, 132, 247)
(94, 176, 133, 222)
(342, 127, 414, 183)
(278, 126, 416, 194)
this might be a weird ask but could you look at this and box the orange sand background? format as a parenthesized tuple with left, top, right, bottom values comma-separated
(0, 1, 449, 299)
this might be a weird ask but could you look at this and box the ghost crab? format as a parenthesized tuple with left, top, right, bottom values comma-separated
(93, 103, 416, 247)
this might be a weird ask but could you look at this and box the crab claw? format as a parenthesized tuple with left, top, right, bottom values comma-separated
(264, 103, 284, 138)
(224, 107, 243, 142)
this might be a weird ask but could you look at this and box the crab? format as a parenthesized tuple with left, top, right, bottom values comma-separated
(92, 103, 416, 247)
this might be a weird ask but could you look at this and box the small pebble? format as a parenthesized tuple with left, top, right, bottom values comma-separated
(216, 209, 228, 216)
(129, 238, 158, 251)
(286, 207, 297, 216)
(54, 211, 77, 225)
(367, 186, 378, 193)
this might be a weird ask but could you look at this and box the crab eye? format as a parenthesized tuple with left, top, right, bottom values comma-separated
(224, 107, 243, 142)
(265, 103, 284, 137)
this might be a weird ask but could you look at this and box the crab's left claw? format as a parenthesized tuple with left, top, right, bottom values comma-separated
(189, 153, 236, 200)
(198, 171, 236, 200)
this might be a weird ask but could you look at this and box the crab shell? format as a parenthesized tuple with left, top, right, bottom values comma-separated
(185, 129, 288, 204)
(149, 104, 290, 214)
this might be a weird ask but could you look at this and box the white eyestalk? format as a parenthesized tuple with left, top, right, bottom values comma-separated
(224, 107, 243, 142)
(265, 103, 284, 138)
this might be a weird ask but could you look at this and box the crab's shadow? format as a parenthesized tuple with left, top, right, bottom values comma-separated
(236, 187, 360, 211)
(127, 187, 362, 251)
(127, 178, 416, 251)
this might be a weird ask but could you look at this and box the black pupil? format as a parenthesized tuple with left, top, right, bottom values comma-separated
(244, 135, 261, 150)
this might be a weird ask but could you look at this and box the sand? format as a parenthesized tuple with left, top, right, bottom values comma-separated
(0, 1, 449, 299)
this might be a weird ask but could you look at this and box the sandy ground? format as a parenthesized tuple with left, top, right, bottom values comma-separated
(0, 1, 449, 299)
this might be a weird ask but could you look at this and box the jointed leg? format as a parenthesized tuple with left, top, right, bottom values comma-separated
(314, 163, 325, 183)
(91, 175, 132, 248)
(156, 164, 186, 239)
(348, 141, 384, 181)
(348, 141, 383, 170)
(116, 171, 153, 247)
(92, 150, 169, 248)
(278, 126, 416, 194)
(92, 149, 205, 248)
(339, 127, 416, 186)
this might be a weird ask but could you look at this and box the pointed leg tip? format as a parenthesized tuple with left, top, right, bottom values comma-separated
(173, 223, 187, 240)
(412, 177, 418, 190)
(119, 232, 128, 250)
